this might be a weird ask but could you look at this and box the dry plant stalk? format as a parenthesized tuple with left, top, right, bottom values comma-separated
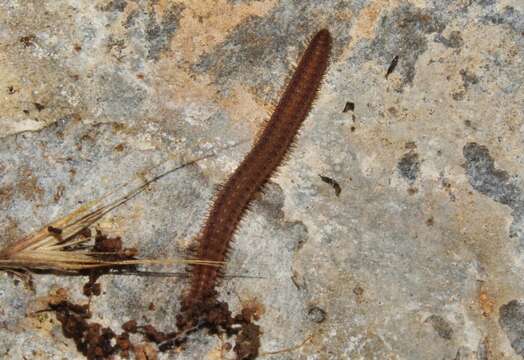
(0, 150, 237, 275)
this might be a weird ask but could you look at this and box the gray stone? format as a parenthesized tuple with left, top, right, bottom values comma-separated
(0, 0, 523, 359)
(500, 300, 524, 357)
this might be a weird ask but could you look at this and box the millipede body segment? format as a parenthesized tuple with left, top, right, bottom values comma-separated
(180, 29, 332, 324)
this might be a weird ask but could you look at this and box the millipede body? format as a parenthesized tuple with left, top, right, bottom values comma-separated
(180, 29, 332, 325)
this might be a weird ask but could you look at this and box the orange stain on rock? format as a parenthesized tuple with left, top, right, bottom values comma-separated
(170, 0, 277, 64)
(219, 82, 266, 131)
(479, 290, 495, 317)
(342, 0, 402, 60)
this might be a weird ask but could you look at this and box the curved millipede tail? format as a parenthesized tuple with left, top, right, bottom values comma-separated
(179, 29, 332, 328)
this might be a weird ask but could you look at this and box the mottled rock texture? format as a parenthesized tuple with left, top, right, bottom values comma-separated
(0, 0, 523, 359)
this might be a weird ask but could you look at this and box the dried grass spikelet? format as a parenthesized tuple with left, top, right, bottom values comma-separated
(0, 150, 240, 275)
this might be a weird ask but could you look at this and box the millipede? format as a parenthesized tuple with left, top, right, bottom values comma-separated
(178, 29, 332, 330)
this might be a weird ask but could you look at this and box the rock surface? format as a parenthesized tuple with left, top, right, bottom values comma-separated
(0, 0, 523, 359)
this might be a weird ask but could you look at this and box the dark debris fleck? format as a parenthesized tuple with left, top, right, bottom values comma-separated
(307, 306, 327, 323)
(386, 55, 399, 78)
(343, 102, 355, 113)
(397, 151, 420, 183)
(319, 175, 342, 197)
